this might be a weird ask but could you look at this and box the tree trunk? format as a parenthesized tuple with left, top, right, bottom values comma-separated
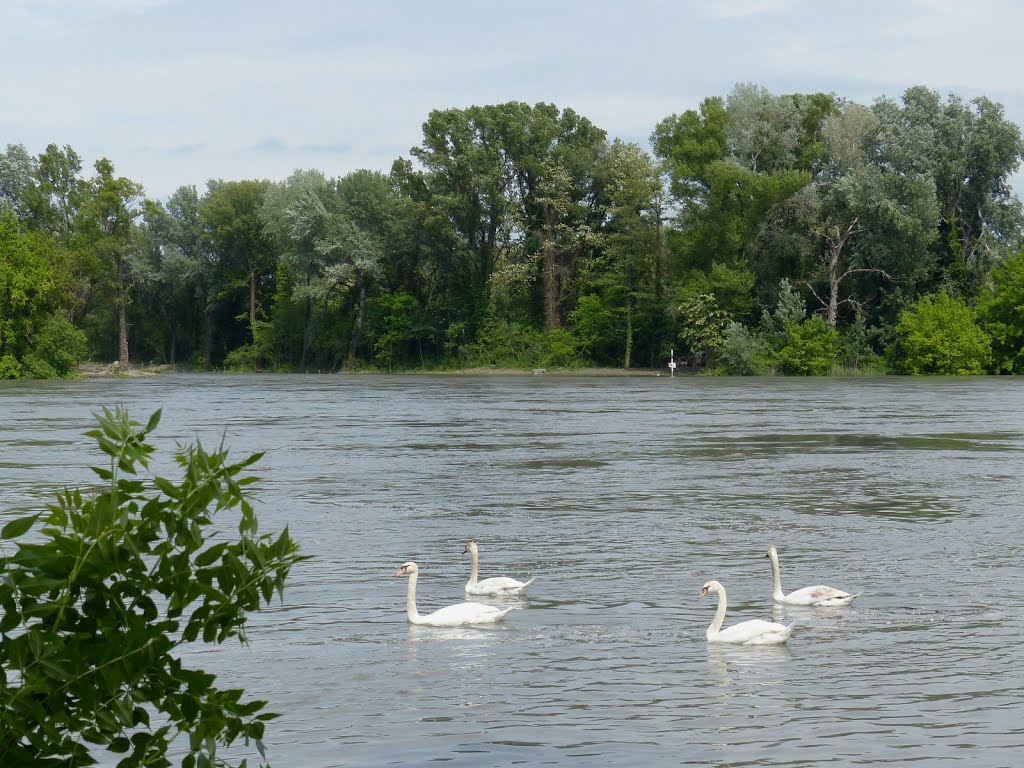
(543, 251, 560, 331)
(347, 283, 367, 366)
(623, 298, 633, 370)
(249, 268, 257, 342)
(823, 218, 858, 328)
(542, 202, 561, 331)
(826, 242, 840, 328)
(116, 256, 129, 370)
(203, 300, 215, 370)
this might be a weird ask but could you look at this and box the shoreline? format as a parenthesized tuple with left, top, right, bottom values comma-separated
(76, 362, 685, 379)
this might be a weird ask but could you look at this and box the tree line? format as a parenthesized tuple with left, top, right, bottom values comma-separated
(3, 83, 1024, 378)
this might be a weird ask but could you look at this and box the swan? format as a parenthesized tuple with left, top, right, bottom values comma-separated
(395, 562, 515, 627)
(765, 544, 860, 606)
(462, 540, 534, 596)
(699, 580, 794, 645)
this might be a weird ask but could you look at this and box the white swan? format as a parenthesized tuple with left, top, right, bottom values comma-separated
(765, 544, 860, 606)
(699, 580, 794, 645)
(395, 562, 515, 627)
(462, 540, 534, 596)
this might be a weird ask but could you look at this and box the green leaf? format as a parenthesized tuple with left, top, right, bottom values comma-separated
(145, 408, 162, 433)
(1, 513, 39, 539)
(195, 543, 228, 567)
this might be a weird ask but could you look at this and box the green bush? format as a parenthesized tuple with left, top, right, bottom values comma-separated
(0, 407, 306, 767)
(0, 354, 21, 379)
(890, 291, 991, 375)
(22, 313, 88, 378)
(459, 319, 545, 368)
(540, 328, 583, 368)
(222, 342, 261, 372)
(773, 317, 839, 376)
(714, 321, 769, 375)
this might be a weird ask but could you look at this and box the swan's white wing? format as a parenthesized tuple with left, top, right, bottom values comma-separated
(419, 601, 514, 627)
(744, 623, 795, 645)
(466, 576, 534, 595)
(714, 619, 792, 644)
(780, 585, 857, 606)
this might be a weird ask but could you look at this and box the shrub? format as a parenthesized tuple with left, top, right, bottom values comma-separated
(773, 316, 840, 376)
(0, 354, 21, 379)
(0, 407, 306, 767)
(22, 313, 88, 378)
(890, 291, 991, 375)
(714, 321, 769, 375)
(222, 342, 261, 371)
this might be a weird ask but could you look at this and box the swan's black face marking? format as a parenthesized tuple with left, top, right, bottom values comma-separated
(396, 562, 415, 576)
(699, 586, 710, 599)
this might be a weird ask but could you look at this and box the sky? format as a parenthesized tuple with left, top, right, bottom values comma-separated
(4, 0, 1024, 200)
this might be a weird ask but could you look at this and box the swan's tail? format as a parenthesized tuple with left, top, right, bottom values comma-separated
(817, 592, 860, 606)
(515, 576, 536, 593)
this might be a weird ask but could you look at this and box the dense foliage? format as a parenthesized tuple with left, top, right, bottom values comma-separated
(0, 407, 305, 767)
(3, 84, 1024, 376)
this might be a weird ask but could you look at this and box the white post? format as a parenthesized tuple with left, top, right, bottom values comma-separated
(668, 348, 677, 378)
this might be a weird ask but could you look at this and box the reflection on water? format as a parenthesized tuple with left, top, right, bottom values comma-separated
(2, 374, 1024, 767)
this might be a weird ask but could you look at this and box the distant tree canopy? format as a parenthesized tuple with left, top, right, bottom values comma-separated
(2, 84, 1023, 377)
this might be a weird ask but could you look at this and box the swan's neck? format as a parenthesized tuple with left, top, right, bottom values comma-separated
(769, 551, 784, 599)
(467, 548, 479, 586)
(707, 586, 728, 639)
(406, 572, 422, 623)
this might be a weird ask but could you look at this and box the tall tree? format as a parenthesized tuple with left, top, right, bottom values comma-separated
(201, 179, 274, 362)
(590, 141, 663, 368)
(136, 189, 206, 364)
(0, 144, 37, 221)
(873, 86, 1024, 294)
(30, 144, 84, 245)
(410, 102, 606, 332)
(76, 158, 143, 370)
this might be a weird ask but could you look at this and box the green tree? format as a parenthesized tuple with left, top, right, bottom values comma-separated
(201, 179, 275, 364)
(675, 292, 729, 368)
(976, 246, 1024, 372)
(75, 159, 144, 370)
(0, 144, 37, 221)
(27, 144, 84, 245)
(590, 141, 663, 368)
(0, 407, 305, 767)
(0, 212, 83, 378)
(411, 102, 606, 334)
(809, 101, 938, 329)
(890, 290, 991, 374)
(873, 86, 1024, 296)
(135, 188, 207, 365)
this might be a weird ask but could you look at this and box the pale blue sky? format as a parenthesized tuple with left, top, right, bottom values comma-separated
(3, 0, 1024, 199)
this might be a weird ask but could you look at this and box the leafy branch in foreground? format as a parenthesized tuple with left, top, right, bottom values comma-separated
(0, 407, 308, 767)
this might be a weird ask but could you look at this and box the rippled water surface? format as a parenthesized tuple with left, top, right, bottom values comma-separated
(2, 374, 1024, 766)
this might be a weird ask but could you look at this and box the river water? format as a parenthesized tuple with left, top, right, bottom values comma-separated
(2, 373, 1023, 767)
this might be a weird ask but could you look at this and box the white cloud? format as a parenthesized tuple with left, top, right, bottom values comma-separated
(5, 0, 1024, 199)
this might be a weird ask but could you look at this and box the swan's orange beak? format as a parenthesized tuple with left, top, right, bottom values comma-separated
(698, 587, 709, 599)
(395, 565, 408, 576)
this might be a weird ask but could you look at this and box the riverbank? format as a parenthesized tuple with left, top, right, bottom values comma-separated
(76, 362, 685, 378)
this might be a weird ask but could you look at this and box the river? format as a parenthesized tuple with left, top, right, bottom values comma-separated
(2, 373, 1023, 766)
